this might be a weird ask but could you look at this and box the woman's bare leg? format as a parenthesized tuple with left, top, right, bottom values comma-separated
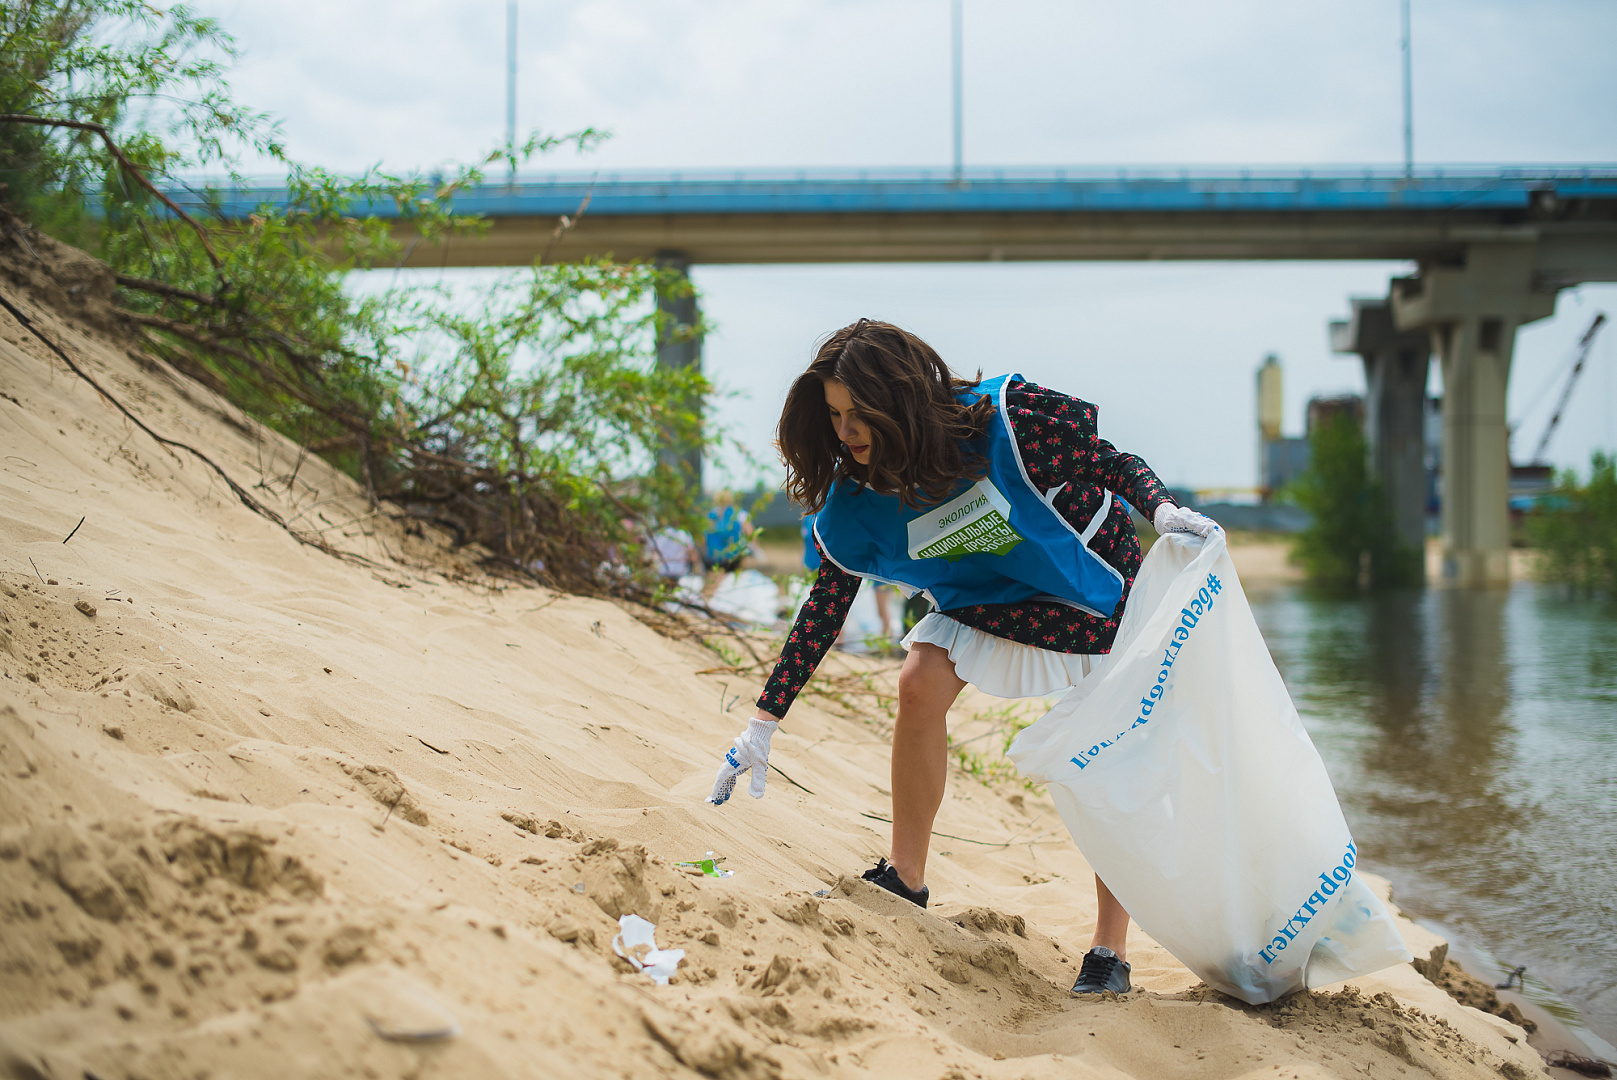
(1090, 876, 1130, 960)
(888, 642, 966, 891)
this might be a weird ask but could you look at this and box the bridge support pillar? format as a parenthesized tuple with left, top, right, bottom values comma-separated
(1391, 243, 1558, 586)
(655, 252, 703, 490)
(1330, 297, 1431, 556)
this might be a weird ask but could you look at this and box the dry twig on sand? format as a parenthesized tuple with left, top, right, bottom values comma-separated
(0, 288, 392, 577)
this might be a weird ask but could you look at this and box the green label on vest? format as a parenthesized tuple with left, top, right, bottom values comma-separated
(906, 479, 1024, 562)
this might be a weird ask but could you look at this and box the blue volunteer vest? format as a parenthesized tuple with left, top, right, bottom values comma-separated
(704, 506, 746, 563)
(814, 373, 1125, 618)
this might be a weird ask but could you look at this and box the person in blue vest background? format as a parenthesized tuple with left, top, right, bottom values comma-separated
(707, 318, 1217, 997)
(701, 489, 755, 597)
(799, 510, 821, 574)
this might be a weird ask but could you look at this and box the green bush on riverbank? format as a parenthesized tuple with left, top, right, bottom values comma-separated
(1527, 452, 1617, 595)
(1, 1, 716, 594)
(1285, 414, 1423, 590)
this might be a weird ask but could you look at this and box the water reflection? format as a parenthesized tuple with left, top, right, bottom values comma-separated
(1250, 584, 1617, 1045)
(1363, 591, 1426, 735)
(1367, 592, 1537, 897)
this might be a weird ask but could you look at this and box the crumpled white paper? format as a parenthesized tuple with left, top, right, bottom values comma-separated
(612, 914, 685, 985)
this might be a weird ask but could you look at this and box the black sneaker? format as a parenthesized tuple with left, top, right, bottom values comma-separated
(860, 858, 929, 909)
(1071, 946, 1131, 995)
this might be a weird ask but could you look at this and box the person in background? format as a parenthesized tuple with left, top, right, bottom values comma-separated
(704, 318, 1217, 998)
(872, 583, 896, 644)
(649, 525, 698, 586)
(804, 509, 897, 648)
(702, 489, 755, 598)
(799, 511, 821, 576)
(901, 591, 930, 635)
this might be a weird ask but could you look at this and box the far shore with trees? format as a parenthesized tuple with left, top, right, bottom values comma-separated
(1281, 411, 1615, 596)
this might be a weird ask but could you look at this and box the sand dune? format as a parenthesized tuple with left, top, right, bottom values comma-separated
(0, 229, 1549, 1079)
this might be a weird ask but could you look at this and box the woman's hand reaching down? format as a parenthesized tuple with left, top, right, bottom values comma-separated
(707, 714, 779, 805)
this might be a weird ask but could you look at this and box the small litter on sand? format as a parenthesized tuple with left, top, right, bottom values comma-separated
(612, 914, 685, 985)
(358, 971, 463, 1043)
(675, 851, 734, 878)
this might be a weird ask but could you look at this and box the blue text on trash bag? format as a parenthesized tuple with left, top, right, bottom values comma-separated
(1070, 571, 1223, 771)
(1260, 840, 1359, 964)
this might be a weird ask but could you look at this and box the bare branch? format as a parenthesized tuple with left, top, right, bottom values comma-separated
(538, 180, 595, 267)
(0, 113, 222, 268)
(114, 271, 220, 307)
(120, 309, 367, 432)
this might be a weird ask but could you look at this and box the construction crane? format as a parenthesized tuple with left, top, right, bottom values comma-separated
(1527, 312, 1607, 466)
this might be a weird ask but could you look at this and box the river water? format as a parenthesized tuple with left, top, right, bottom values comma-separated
(1248, 582, 1617, 1048)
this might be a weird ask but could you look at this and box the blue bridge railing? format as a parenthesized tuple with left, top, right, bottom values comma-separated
(166, 165, 1617, 221)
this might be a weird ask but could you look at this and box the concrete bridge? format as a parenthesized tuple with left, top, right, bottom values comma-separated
(186, 166, 1617, 585)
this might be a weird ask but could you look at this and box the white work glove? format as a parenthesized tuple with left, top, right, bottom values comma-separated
(707, 716, 778, 805)
(1154, 502, 1221, 538)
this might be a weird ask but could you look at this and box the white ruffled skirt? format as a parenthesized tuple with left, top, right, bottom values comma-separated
(900, 612, 1103, 700)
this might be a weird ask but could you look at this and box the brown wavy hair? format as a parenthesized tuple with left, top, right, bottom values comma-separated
(779, 319, 994, 512)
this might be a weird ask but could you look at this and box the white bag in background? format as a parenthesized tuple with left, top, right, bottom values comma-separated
(1008, 532, 1411, 1003)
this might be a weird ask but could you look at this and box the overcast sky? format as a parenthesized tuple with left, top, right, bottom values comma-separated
(192, 0, 1617, 490)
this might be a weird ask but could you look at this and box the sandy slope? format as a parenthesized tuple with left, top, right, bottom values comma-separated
(0, 229, 1549, 1080)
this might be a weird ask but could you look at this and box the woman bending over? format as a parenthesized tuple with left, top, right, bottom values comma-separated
(707, 319, 1216, 996)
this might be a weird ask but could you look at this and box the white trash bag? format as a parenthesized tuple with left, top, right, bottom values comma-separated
(1008, 531, 1410, 1003)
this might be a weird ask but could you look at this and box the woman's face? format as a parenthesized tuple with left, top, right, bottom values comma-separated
(822, 379, 872, 465)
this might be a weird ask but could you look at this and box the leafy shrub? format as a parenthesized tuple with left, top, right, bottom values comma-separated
(1, 0, 714, 592)
(1286, 414, 1423, 590)
(1527, 452, 1617, 595)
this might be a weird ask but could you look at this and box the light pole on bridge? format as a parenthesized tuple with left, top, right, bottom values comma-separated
(952, 0, 964, 185)
(506, 0, 518, 185)
(1401, 0, 1414, 179)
